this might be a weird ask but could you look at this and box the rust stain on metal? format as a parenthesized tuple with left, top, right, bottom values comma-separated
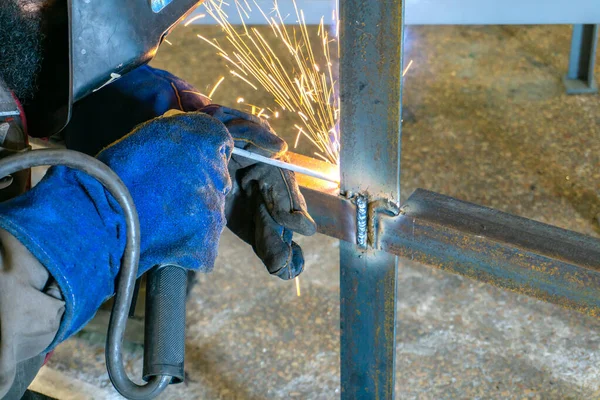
(379, 190, 600, 318)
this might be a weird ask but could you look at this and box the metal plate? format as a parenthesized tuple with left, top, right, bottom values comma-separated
(299, 181, 600, 317)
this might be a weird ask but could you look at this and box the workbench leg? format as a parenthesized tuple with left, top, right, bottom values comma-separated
(341, 243, 398, 398)
(564, 24, 599, 94)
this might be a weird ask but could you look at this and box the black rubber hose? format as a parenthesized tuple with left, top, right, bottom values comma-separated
(0, 149, 170, 399)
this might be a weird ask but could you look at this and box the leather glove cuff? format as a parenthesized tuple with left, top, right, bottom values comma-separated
(0, 165, 125, 350)
(0, 112, 233, 350)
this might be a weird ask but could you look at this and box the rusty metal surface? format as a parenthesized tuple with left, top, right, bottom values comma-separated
(300, 185, 356, 244)
(339, 242, 399, 399)
(382, 189, 600, 317)
(300, 183, 600, 317)
(338, 0, 404, 398)
(339, 5, 403, 201)
(289, 152, 355, 243)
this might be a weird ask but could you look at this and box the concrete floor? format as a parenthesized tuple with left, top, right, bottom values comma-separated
(31, 23, 600, 399)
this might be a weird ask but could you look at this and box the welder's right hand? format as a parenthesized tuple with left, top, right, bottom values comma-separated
(201, 105, 317, 280)
(0, 112, 232, 350)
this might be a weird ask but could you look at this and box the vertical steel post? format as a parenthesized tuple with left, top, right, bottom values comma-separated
(339, 0, 404, 398)
(563, 24, 599, 94)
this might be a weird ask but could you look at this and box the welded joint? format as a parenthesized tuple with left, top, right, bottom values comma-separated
(368, 199, 400, 250)
(353, 194, 400, 250)
(355, 194, 368, 249)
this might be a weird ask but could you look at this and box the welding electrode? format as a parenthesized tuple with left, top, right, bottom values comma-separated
(232, 147, 338, 183)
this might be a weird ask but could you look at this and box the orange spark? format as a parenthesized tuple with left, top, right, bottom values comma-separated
(184, 14, 206, 26)
(208, 76, 225, 99)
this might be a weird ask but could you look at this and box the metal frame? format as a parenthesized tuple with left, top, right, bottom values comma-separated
(185, 1, 600, 396)
(289, 1, 600, 398)
(299, 179, 600, 317)
(338, 0, 403, 397)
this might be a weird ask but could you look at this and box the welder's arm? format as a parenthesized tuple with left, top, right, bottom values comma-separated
(63, 65, 317, 279)
(0, 229, 65, 399)
(0, 112, 232, 358)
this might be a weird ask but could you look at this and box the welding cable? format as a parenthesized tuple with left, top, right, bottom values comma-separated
(0, 149, 170, 400)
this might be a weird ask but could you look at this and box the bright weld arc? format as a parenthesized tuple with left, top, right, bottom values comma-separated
(231, 147, 339, 183)
(295, 277, 301, 297)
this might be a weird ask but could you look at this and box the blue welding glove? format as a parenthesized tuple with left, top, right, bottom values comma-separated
(0, 112, 232, 349)
(64, 65, 317, 280)
(201, 105, 317, 280)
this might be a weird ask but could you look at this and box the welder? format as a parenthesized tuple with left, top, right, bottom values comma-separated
(0, 1, 316, 398)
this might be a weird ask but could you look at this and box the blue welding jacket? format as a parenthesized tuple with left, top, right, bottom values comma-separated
(0, 112, 233, 350)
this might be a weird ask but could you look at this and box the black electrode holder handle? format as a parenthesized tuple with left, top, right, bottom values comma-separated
(143, 264, 188, 383)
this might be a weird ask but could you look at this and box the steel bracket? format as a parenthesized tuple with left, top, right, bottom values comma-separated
(353, 194, 400, 251)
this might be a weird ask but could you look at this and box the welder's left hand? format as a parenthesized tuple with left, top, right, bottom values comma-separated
(201, 105, 317, 280)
